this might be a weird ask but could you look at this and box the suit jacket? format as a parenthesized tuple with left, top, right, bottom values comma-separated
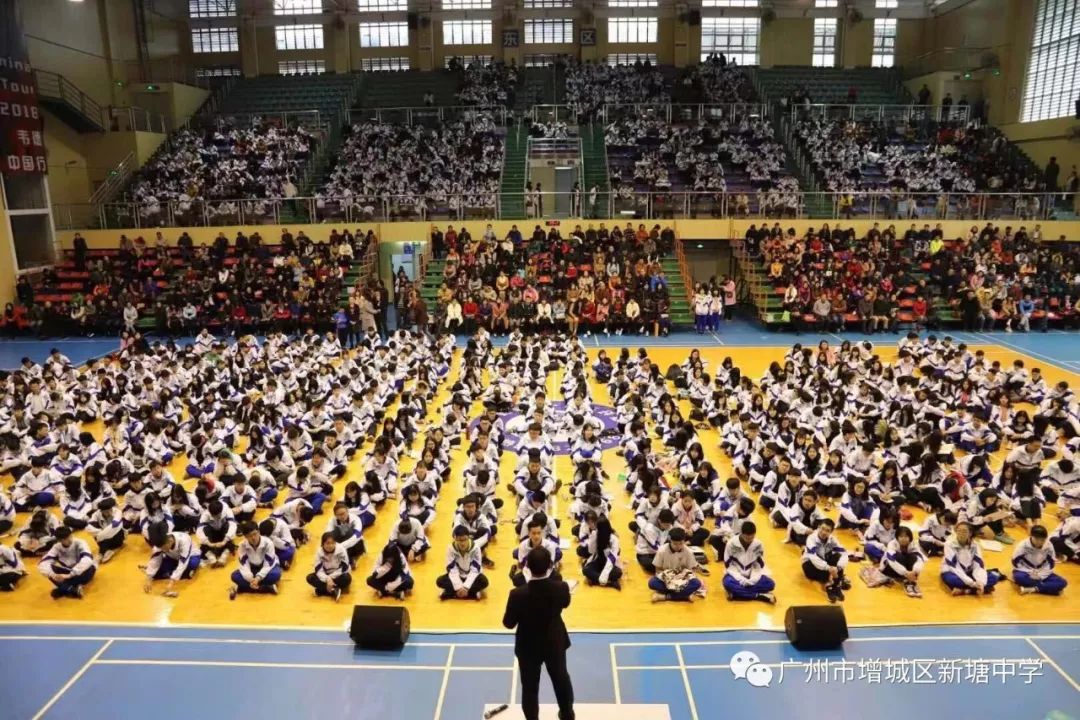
(502, 577, 572, 659)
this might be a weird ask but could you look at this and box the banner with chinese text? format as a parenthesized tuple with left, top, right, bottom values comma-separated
(0, 0, 46, 176)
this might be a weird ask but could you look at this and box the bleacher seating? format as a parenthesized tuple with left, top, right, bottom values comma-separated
(757, 66, 908, 106)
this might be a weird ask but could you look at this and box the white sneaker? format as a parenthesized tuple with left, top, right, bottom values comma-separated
(1019, 586, 1037, 595)
(651, 592, 667, 603)
(205, 551, 217, 566)
(216, 550, 231, 567)
(100, 549, 117, 564)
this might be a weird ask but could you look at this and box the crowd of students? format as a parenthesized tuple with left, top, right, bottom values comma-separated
(746, 220, 1080, 333)
(456, 60, 519, 107)
(0, 329, 455, 600)
(565, 60, 670, 121)
(1, 327, 1076, 609)
(426, 222, 678, 337)
(319, 114, 503, 218)
(127, 121, 316, 221)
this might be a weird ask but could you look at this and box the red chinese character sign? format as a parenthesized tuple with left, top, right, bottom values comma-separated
(0, 57, 45, 176)
(0, 0, 46, 177)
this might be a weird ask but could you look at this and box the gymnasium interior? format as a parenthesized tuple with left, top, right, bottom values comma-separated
(0, 0, 1079, 718)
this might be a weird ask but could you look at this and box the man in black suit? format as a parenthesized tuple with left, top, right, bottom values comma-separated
(502, 547, 575, 720)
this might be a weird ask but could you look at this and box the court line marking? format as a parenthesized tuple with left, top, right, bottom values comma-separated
(510, 656, 519, 705)
(3, 619, 1080, 634)
(30, 639, 113, 720)
(610, 635, 1080, 648)
(611, 642, 622, 704)
(710, 332, 724, 345)
(93, 658, 514, 672)
(0, 635, 511, 648)
(675, 644, 699, 720)
(974, 333, 1078, 373)
(433, 646, 457, 720)
(1025, 638, 1080, 693)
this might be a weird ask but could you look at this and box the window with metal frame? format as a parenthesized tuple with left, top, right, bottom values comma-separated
(1022, 0, 1080, 121)
(814, 0, 838, 7)
(607, 53, 657, 66)
(524, 54, 558, 67)
(812, 18, 837, 68)
(189, 0, 236, 18)
(279, 59, 326, 75)
(275, 24, 325, 50)
(442, 0, 492, 8)
(608, 0, 658, 6)
(361, 57, 411, 71)
(191, 27, 240, 53)
(273, 0, 322, 14)
(359, 22, 409, 47)
(700, 17, 759, 65)
(443, 54, 493, 68)
(702, 0, 758, 6)
(523, 0, 574, 7)
(442, 20, 493, 45)
(607, 17, 658, 44)
(195, 66, 242, 78)
(875, 0, 899, 9)
(871, 18, 896, 67)
(357, 0, 407, 9)
(524, 18, 574, 44)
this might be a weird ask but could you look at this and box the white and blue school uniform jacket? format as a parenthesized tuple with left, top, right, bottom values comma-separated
(514, 537, 563, 574)
(1051, 516, 1080, 556)
(61, 492, 94, 524)
(918, 514, 951, 549)
(40, 538, 96, 578)
(273, 498, 312, 529)
(314, 545, 351, 582)
(879, 537, 926, 578)
(0, 544, 25, 575)
(724, 537, 770, 585)
(88, 509, 125, 544)
(264, 517, 296, 555)
(570, 438, 602, 467)
(325, 513, 365, 554)
(786, 504, 826, 542)
(1011, 538, 1060, 581)
(391, 517, 429, 555)
(13, 468, 62, 505)
(941, 538, 989, 586)
(221, 485, 258, 517)
(803, 533, 848, 571)
(146, 471, 176, 499)
(634, 522, 669, 556)
(237, 536, 279, 582)
(50, 454, 83, 479)
(145, 532, 197, 580)
(0, 490, 15, 527)
(444, 542, 483, 591)
(585, 531, 621, 585)
(196, 508, 237, 545)
(863, 520, 896, 556)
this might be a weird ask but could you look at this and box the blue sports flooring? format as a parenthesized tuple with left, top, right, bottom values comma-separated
(9, 320, 1080, 373)
(1, 622, 1077, 720)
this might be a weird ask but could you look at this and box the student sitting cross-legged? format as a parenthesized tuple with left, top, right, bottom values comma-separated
(721, 521, 776, 604)
(307, 531, 352, 602)
(144, 526, 201, 598)
(941, 521, 1001, 596)
(228, 521, 282, 599)
(437, 525, 489, 600)
(39, 526, 97, 600)
(801, 518, 850, 603)
(1011, 524, 1068, 596)
(649, 528, 707, 603)
(367, 541, 414, 600)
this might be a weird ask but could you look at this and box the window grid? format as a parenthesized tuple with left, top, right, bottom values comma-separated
(279, 59, 326, 74)
(607, 17, 658, 44)
(700, 17, 759, 66)
(524, 19, 574, 45)
(812, 18, 837, 68)
(191, 27, 240, 53)
(524, 53, 558, 67)
(607, 53, 657, 66)
(273, 0, 322, 14)
(442, 0, 491, 8)
(444, 54, 493, 68)
(275, 24, 325, 50)
(814, 0, 839, 6)
(608, 0, 658, 6)
(361, 57, 411, 71)
(195, 66, 242, 78)
(702, 0, 759, 6)
(871, 18, 897, 68)
(359, 22, 409, 48)
(875, 0, 899, 8)
(189, 0, 236, 18)
(356, 0, 407, 9)
(523, 0, 574, 7)
(442, 20, 493, 45)
(1022, 0, 1080, 121)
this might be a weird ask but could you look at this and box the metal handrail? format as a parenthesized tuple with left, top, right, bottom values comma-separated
(34, 69, 105, 130)
(348, 104, 508, 125)
(52, 189, 1077, 231)
(789, 103, 972, 123)
(89, 151, 135, 207)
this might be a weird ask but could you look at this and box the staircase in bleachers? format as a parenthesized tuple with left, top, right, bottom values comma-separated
(756, 67, 908, 105)
(514, 67, 556, 112)
(359, 70, 461, 108)
(499, 124, 528, 219)
(580, 124, 610, 210)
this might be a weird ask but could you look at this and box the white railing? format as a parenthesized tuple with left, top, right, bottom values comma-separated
(51, 190, 1076, 231)
(348, 105, 509, 126)
(89, 151, 136, 208)
(789, 103, 972, 124)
